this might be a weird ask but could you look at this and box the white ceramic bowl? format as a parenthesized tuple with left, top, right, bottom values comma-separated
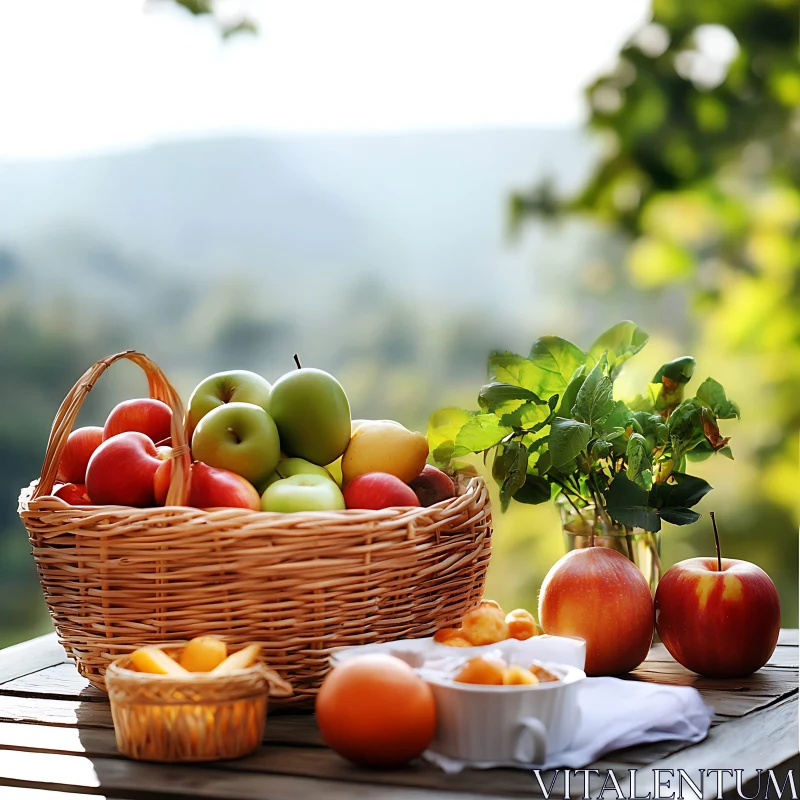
(424, 663, 585, 764)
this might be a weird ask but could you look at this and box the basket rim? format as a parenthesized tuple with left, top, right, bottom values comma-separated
(19, 473, 486, 523)
(107, 644, 294, 698)
(107, 655, 268, 685)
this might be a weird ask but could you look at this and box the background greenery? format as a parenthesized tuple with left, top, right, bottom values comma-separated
(1, 0, 797, 647)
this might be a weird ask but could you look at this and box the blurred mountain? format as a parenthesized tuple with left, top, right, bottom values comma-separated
(0, 130, 594, 321)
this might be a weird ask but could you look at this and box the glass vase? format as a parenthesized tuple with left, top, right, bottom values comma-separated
(558, 499, 662, 594)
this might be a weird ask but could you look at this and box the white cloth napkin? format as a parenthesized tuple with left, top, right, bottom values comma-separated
(424, 677, 714, 772)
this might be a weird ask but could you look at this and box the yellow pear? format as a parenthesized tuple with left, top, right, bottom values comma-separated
(342, 419, 429, 485)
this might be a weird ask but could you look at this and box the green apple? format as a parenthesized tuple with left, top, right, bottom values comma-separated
(267, 367, 351, 466)
(262, 457, 335, 489)
(191, 402, 280, 486)
(187, 370, 272, 437)
(261, 474, 345, 513)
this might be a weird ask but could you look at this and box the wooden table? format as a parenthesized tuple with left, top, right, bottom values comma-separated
(0, 632, 796, 800)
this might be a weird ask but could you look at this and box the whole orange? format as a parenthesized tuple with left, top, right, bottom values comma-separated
(315, 654, 437, 766)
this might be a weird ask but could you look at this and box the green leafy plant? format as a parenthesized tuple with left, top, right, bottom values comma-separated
(429, 321, 739, 533)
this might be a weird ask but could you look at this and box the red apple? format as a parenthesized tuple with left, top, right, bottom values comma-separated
(343, 472, 421, 510)
(57, 426, 104, 483)
(53, 482, 92, 505)
(104, 398, 172, 444)
(155, 459, 260, 510)
(539, 546, 654, 676)
(408, 464, 455, 506)
(655, 557, 780, 678)
(86, 432, 161, 507)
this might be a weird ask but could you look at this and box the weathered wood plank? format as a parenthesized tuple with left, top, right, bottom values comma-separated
(628, 663, 797, 696)
(0, 695, 111, 728)
(698, 690, 787, 718)
(0, 696, 325, 748)
(1, 664, 104, 702)
(645, 643, 799, 669)
(0, 748, 527, 800)
(0, 635, 68, 685)
(614, 693, 799, 799)
(0, 724, 639, 799)
(0, 722, 542, 797)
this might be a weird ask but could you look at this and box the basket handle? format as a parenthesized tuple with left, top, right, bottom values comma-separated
(32, 350, 191, 506)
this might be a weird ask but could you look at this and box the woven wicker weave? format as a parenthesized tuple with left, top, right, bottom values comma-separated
(18, 351, 493, 706)
(106, 644, 292, 762)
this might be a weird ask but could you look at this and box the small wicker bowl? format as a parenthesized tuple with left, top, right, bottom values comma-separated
(106, 645, 292, 763)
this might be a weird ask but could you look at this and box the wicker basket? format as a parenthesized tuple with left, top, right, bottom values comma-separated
(107, 643, 293, 762)
(18, 351, 493, 707)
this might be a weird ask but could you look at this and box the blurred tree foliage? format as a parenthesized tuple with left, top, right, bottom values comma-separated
(161, 0, 256, 37)
(508, 0, 799, 618)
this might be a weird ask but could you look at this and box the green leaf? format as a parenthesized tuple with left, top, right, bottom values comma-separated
(548, 417, 592, 468)
(574, 356, 615, 426)
(626, 432, 652, 487)
(667, 399, 706, 457)
(535, 449, 552, 475)
(605, 400, 635, 432)
(630, 411, 667, 450)
(525, 434, 549, 454)
(528, 336, 586, 395)
(685, 441, 714, 462)
(653, 357, 696, 386)
(591, 440, 611, 460)
(487, 352, 547, 396)
(479, 382, 546, 409)
(587, 321, 649, 378)
(557, 366, 587, 417)
(427, 407, 471, 467)
(604, 473, 661, 532)
(719, 445, 734, 460)
(453, 414, 512, 455)
(499, 401, 551, 429)
(514, 474, 552, 505)
(658, 507, 701, 525)
(695, 377, 740, 420)
(649, 472, 712, 509)
(497, 441, 528, 512)
(629, 383, 661, 413)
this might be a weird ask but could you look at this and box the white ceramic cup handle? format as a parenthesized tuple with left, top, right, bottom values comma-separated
(514, 716, 548, 764)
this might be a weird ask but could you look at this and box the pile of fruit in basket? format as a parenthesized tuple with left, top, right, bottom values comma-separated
(129, 636, 261, 676)
(52, 364, 457, 512)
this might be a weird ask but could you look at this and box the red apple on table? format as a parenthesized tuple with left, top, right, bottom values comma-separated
(104, 398, 172, 444)
(86, 432, 161, 507)
(154, 459, 260, 510)
(57, 426, 104, 483)
(343, 472, 420, 510)
(53, 482, 92, 505)
(408, 464, 455, 507)
(655, 513, 781, 678)
(539, 546, 654, 676)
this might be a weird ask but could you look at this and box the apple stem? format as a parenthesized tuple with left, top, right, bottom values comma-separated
(710, 511, 722, 572)
(293, 354, 302, 369)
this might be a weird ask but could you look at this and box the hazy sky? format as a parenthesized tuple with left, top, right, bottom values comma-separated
(0, 0, 650, 160)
